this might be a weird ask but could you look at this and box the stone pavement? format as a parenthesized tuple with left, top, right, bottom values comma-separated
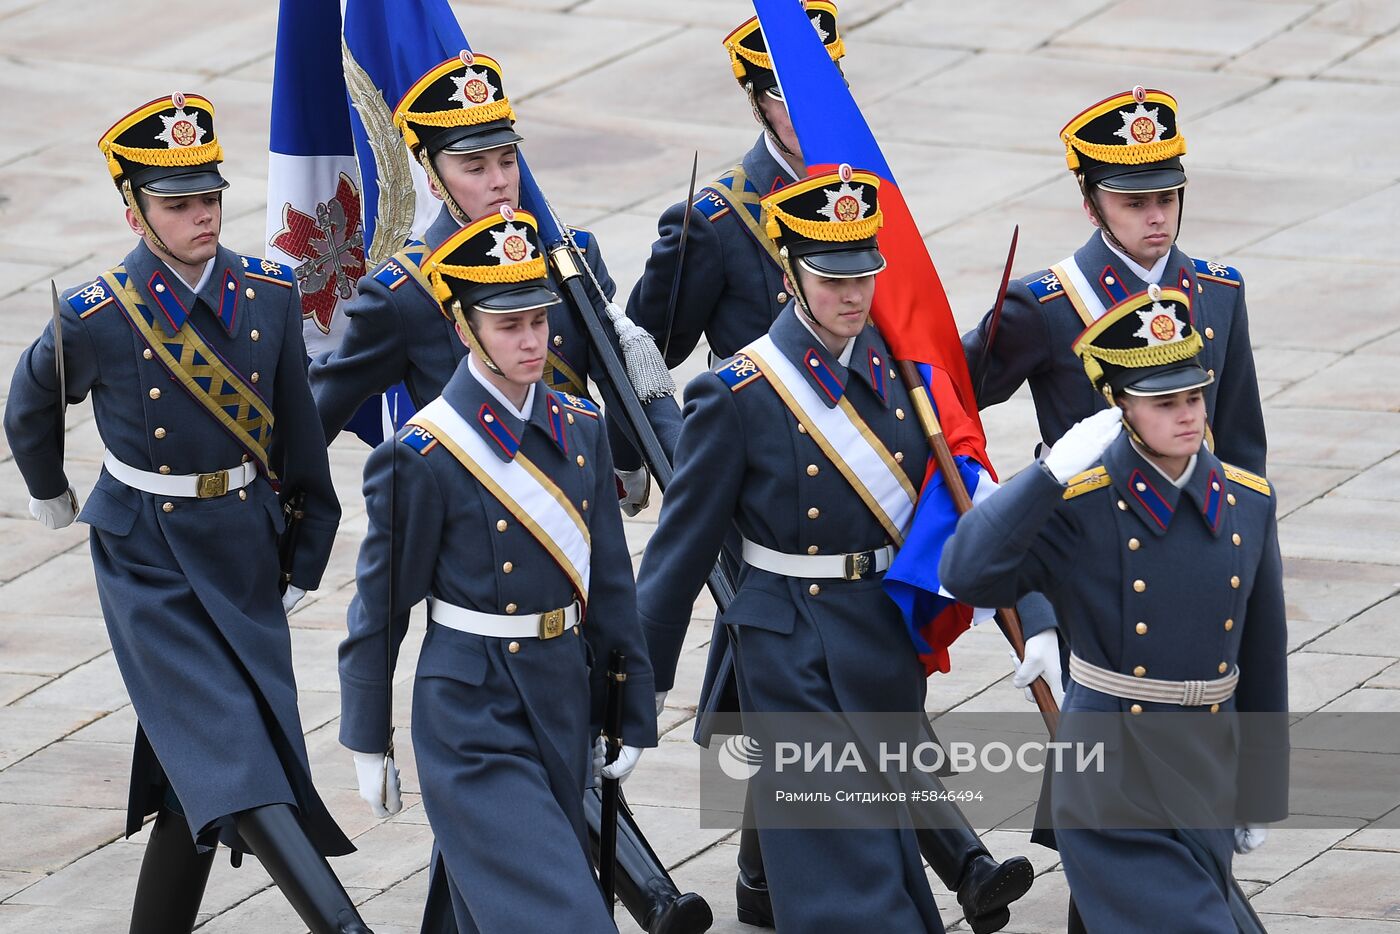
(1, 0, 1398, 930)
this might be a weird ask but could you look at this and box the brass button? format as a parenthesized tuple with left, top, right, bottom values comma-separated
(154, 427, 167, 439)
(888, 368, 896, 380)
(1104, 275, 1116, 286)
(238, 490, 247, 501)
(895, 407, 905, 420)
(581, 499, 589, 512)
(497, 519, 508, 532)
(502, 561, 514, 574)
(1180, 277, 1190, 289)
(1212, 481, 1221, 492)
(506, 603, 518, 614)
(227, 281, 236, 291)
(576, 455, 586, 467)
(149, 388, 161, 400)
(250, 329, 260, 342)
(241, 454, 251, 464)
(894, 452, 904, 463)
(1128, 537, 1141, 551)
(1117, 499, 1128, 511)
(484, 413, 495, 423)
(807, 545, 819, 555)
(553, 334, 564, 347)
(1224, 618, 1234, 632)
(1133, 579, 1146, 593)
(797, 423, 808, 434)
(1230, 575, 1240, 589)
(807, 464, 819, 476)
(551, 404, 560, 414)
(154, 282, 166, 293)
(776, 291, 788, 303)
(1232, 533, 1241, 546)
(566, 413, 575, 424)
(872, 355, 881, 366)
(1130, 704, 1143, 715)
(162, 502, 174, 513)
(1210, 703, 1220, 714)
(143, 348, 153, 359)
(1207, 368, 1215, 379)
(508, 641, 520, 654)
(1227, 493, 1237, 506)
(1205, 327, 1215, 340)
(1133, 665, 1146, 677)
(245, 287, 256, 300)
(158, 465, 171, 475)
(807, 507, 820, 519)
(1135, 481, 1146, 492)
(1136, 622, 1148, 635)
(808, 584, 821, 596)
(250, 371, 260, 383)
(1219, 662, 1229, 674)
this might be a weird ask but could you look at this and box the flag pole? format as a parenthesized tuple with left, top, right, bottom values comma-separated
(894, 360, 1059, 736)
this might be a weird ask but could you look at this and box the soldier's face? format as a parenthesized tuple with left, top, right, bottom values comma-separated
(757, 94, 803, 164)
(1119, 388, 1206, 459)
(467, 308, 550, 387)
(128, 193, 222, 265)
(795, 267, 876, 344)
(1085, 188, 1180, 266)
(432, 145, 521, 221)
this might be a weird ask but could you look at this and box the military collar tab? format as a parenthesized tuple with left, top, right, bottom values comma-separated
(1104, 436, 1180, 536)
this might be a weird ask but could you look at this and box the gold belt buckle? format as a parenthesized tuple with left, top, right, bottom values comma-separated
(538, 608, 567, 639)
(196, 470, 229, 499)
(843, 551, 874, 581)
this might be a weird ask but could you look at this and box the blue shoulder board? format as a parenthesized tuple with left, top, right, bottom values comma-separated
(399, 423, 438, 455)
(66, 278, 113, 317)
(568, 227, 593, 251)
(1025, 270, 1066, 304)
(693, 187, 731, 221)
(373, 240, 426, 289)
(553, 390, 599, 418)
(1193, 257, 1242, 287)
(239, 255, 296, 286)
(713, 353, 764, 392)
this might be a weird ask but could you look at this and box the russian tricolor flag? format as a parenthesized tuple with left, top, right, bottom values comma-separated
(754, 0, 997, 675)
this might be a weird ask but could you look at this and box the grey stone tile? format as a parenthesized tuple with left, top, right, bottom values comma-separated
(1334, 453, 1400, 502)
(1270, 355, 1400, 412)
(1251, 848, 1400, 919)
(11, 652, 128, 712)
(0, 706, 104, 771)
(1281, 496, 1400, 565)
(1225, 15, 1379, 79)
(0, 904, 128, 933)
(1245, 181, 1400, 266)
(0, 739, 131, 809)
(856, 0, 1116, 53)
(66, 705, 137, 745)
(1287, 651, 1395, 712)
(0, 673, 48, 706)
(0, 802, 121, 873)
(0, 612, 110, 675)
(1232, 823, 1367, 884)
(1267, 463, 1355, 518)
(1367, 661, 1400, 689)
(0, 869, 40, 901)
(1254, 913, 1400, 932)
(1052, 0, 1314, 60)
(1307, 595, 1400, 656)
(1252, 347, 1344, 386)
(1266, 408, 1400, 469)
(1326, 25, 1400, 84)
(0, 553, 102, 619)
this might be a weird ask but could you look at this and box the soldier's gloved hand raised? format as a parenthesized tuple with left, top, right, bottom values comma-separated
(615, 467, 651, 518)
(1043, 407, 1123, 483)
(1010, 629, 1065, 707)
(352, 750, 403, 818)
(593, 736, 644, 783)
(282, 585, 306, 615)
(29, 487, 79, 530)
(1234, 823, 1268, 854)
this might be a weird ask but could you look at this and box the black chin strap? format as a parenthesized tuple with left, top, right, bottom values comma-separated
(419, 150, 471, 226)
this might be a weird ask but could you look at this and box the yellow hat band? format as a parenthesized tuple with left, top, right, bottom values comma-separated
(428, 255, 547, 302)
(103, 138, 223, 181)
(1079, 329, 1203, 390)
(1064, 133, 1186, 172)
(765, 203, 882, 243)
(398, 97, 516, 152)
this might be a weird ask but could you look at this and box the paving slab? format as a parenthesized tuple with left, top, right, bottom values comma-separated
(1307, 594, 1400, 656)
(1252, 848, 1400, 919)
(1281, 496, 1400, 566)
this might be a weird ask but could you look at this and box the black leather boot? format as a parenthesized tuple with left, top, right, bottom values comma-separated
(951, 853, 1036, 934)
(129, 806, 216, 934)
(235, 803, 373, 934)
(585, 787, 713, 933)
(735, 796, 773, 928)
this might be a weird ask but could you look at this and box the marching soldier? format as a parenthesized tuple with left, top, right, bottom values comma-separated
(630, 6, 1032, 929)
(639, 166, 956, 932)
(337, 208, 658, 932)
(309, 52, 707, 934)
(963, 88, 1269, 733)
(3, 95, 371, 933)
(941, 287, 1288, 932)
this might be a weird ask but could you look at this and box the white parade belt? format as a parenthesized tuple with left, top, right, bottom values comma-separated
(103, 450, 256, 499)
(742, 538, 895, 582)
(430, 597, 581, 641)
(1070, 654, 1238, 707)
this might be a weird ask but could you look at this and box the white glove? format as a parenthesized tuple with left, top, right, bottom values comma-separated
(282, 585, 307, 614)
(352, 750, 403, 818)
(29, 487, 79, 530)
(1011, 629, 1065, 707)
(655, 691, 668, 717)
(615, 467, 651, 518)
(1043, 407, 1123, 483)
(1234, 823, 1268, 854)
(593, 735, 644, 783)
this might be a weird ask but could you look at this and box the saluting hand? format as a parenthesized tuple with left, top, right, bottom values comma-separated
(1043, 407, 1124, 483)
